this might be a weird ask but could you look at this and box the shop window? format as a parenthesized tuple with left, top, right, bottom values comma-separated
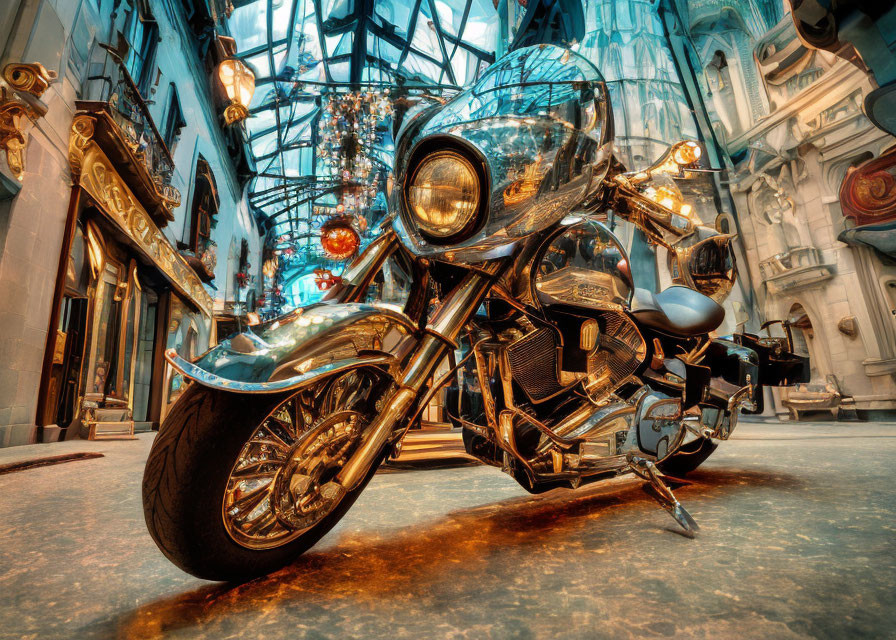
(120, 3, 158, 95)
(162, 84, 186, 153)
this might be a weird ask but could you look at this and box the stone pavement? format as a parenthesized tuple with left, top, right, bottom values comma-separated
(0, 421, 893, 640)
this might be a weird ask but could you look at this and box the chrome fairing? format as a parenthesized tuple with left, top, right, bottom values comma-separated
(535, 217, 634, 309)
(391, 44, 613, 262)
(165, 303, 416, 393)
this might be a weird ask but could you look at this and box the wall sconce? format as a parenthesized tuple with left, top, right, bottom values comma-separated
(217, 58, 255, 126)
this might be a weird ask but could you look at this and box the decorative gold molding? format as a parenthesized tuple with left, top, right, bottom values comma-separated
(3, 62, 56, 98)
(69, 114, 96, 181)
(0, 102, 27, 180)
(0, 61, 54, 184)
(74, 137, 213, 316)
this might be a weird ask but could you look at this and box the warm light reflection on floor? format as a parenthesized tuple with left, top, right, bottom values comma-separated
(115, 468, 798, 638)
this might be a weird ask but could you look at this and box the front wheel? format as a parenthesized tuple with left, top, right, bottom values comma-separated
(142, 372, 386, 582)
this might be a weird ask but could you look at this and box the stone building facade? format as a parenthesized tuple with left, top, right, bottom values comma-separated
(0, 0, 264, 446)
(669, 1, 896, 418)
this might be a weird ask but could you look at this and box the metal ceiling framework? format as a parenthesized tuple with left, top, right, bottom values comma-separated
(224, 0, 500, 251)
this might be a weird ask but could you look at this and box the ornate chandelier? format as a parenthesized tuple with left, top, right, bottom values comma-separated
(318, 90, 391, 180)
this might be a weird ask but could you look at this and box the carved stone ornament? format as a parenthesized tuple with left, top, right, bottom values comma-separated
(838, 315, 858, 338)
(0, 62, 54, 184)
(840, 145, 896, 227)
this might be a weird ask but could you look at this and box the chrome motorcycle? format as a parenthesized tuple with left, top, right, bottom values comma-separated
(142, 44, 809, 581)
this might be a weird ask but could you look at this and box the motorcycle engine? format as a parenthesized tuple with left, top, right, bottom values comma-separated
(504, 309, 646, 404)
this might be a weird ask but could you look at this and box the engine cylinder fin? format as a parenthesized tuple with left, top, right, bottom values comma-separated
(506, 327, 565, 402)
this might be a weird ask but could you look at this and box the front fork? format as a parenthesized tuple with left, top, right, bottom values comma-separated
(336, 258, 507, 491)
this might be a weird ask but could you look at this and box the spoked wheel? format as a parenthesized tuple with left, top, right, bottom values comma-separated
(223, 409, 364, 549)
(142, 370, 388, 582)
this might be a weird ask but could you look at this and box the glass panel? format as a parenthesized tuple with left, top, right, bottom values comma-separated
(121, 284, 140, 402)
(164, 296, 203, 411)
(375, 0, 412, 35)
(230, 2, 269, 51)
(88, 265, 122, 397)
(132, 292, 157, 422)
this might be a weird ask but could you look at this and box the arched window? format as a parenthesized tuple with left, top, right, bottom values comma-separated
(178, 156, 220, 283)
(707, 51, 729, 91)
(189, 157, 219, 254)
(788, 303, 818, 381)
(162, 84, 185, 153)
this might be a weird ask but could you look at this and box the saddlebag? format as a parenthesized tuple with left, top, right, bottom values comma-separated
(706, 338, 763, 414)
(733, 332, 810, 387)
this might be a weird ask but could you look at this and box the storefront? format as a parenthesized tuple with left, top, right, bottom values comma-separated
(37, 113, 213, 440)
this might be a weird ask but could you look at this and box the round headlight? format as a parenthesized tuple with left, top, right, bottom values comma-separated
(407, 150, 480, 240)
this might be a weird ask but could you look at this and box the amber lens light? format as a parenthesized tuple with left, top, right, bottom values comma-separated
(407, 151, 479, 239)
(321, 224, 360, 260)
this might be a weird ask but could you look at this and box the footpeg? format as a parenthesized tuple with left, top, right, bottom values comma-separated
(628, 456, 699, 535)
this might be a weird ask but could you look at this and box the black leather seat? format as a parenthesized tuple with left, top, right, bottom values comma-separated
(630, 286, 725, 336)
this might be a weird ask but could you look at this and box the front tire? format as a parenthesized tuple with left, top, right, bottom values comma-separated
(142, 379, 384, 582)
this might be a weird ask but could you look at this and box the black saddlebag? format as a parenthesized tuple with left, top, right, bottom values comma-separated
(733, 333, 810, 387)
(707, 338, 763, 414)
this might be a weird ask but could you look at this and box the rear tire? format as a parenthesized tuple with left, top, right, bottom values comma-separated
(657, 437, 718, 476)
(142, 383, 383, 582)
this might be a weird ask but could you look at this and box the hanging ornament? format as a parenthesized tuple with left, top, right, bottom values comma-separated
(320, 217, 360, 260)
(313, 268, 342, 291)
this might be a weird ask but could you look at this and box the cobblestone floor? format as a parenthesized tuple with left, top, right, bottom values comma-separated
(0, 421, 894, 640)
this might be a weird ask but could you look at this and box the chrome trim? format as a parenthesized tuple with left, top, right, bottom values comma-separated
(337, 266, 504, 490)
(165, 350, 395, 394)
(168, 303, 416, 393)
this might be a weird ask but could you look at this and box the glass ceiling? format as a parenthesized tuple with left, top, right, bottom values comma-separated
(225, 0, 500, 256)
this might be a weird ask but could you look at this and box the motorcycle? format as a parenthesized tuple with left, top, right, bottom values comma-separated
(142, 44, 809, 581)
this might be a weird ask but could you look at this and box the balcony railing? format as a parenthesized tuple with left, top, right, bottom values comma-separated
(76, 43, 180, 225)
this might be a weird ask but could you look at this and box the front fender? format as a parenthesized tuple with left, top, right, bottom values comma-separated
(166, 303, 417, 394)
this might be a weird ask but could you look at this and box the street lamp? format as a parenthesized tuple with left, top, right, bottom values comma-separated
(217, 58, 255, 125)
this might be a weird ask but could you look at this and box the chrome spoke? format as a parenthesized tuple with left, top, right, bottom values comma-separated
(263, 418, 296, 448)
(228, 481, 274, 519)
(230, 460, 280, 479)
(242, 509, 280, 538)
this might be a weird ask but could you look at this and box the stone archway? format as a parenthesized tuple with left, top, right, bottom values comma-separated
(780, 301, 842, 420)
(787, 303, 815, 375)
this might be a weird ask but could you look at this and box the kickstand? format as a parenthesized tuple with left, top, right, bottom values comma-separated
(628, 456, 699, 536)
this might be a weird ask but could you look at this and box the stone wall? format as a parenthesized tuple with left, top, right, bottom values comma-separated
(0, 0, 263, 446)
(686, 7, 896, 417)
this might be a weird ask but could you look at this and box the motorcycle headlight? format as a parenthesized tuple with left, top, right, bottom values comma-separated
(406, 150, 480, 240)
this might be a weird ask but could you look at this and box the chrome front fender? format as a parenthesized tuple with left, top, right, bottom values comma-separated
(166, 303, 417, 394)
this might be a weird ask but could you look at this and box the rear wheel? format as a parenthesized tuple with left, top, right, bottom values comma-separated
(142, 371, 387, 582)
(657, 437, 718, 476)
